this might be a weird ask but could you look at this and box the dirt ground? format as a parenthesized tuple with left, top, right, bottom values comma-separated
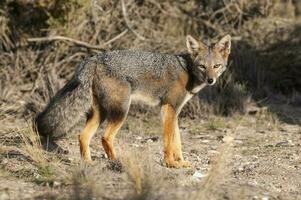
(0, 102, 300, 200)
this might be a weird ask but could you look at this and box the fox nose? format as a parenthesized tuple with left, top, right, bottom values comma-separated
(207, 78, 214, 85)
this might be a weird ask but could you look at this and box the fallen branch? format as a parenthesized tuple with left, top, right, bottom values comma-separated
(103, 29, 129, 46)
(27, 29, 128, 50)
(27, 35, 105, 50)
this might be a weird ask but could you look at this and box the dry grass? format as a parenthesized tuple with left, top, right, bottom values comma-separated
(196, 118, 242, 199)
(121, 151, 144, 194)
(18, 125, 45, 164)
(0, 121, 71, 187)
(17, 124, 66, 185)
(1, 111, 301, 199)
(1, 0, 300, 121)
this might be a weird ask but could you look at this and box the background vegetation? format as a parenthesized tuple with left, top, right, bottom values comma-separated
(1, 0, 301, 121)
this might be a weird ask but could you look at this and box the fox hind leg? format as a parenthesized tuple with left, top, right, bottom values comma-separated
(101, 96, 130, 160)
(95, 77, 131, 160)
(101, 110, 128, 160)
(79, 100, 101, 163)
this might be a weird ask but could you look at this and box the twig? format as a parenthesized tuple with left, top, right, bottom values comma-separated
(27, 36, 105, 50)
(103, 29, 129, 46)
(120, 0, 146, 41)
(27, 29, 128, 50)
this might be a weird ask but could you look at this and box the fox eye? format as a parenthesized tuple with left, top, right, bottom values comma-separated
(198, 65, 206, 70)
(214, 64, 222, 68)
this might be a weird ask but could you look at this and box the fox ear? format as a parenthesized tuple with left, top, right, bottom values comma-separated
(215, 34, 231, 58)
(186, 35, 207, 55)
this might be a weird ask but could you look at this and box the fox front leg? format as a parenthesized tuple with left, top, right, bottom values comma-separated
(173, 119, 191, 168)
(161, 104, 190, 168)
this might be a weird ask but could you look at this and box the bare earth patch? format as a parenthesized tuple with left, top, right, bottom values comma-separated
(0, 104, 300, 200)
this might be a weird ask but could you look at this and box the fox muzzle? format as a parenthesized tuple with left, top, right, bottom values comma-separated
(207, 78, 216, 86)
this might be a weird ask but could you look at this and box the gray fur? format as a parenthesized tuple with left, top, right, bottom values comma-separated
(36, 50, 192, 139)
(35, 57, 98, 139)
(98, 50, 188, 80)
(97, 50, 190, 97)
(36, 49, 226, 139)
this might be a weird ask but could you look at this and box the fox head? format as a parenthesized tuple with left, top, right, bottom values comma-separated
(186, 34, 231, 86)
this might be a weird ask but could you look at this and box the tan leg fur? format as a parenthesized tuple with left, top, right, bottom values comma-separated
(101, 118, 126, 160)
(161, 104, 181, 168)
(173, 119, 191, 167)
(79, 104, 100, 163)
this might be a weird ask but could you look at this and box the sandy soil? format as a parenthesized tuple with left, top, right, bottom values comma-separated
(0, 103, 300, 200)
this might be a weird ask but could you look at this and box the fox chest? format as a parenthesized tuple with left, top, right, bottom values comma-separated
(176, 93, 194, 114)
(176, 83, 207, 114)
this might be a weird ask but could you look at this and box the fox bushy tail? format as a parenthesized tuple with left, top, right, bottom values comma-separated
(35, 59, 97, 139)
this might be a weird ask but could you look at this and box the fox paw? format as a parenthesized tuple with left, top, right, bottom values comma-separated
(165, 160, 181, 168)
(165, 159, 191, 168)
(81, 158, 94, 165)
(178, 160, 191, 168)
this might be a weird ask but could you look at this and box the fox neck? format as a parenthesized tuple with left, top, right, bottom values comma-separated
(190, 81, 207, 94)
(178, 54, 207, 95)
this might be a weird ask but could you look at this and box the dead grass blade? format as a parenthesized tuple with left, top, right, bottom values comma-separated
(196, 117, 243, 199)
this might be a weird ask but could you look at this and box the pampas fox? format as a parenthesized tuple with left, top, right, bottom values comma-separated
(36, 35, 231, 168)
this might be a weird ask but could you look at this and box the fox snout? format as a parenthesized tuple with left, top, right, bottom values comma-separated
(206, 68, 218, 86)
(207, 77, 216, 85)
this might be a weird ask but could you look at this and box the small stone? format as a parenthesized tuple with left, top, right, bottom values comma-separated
(208, 150, 220, 155)
(131, 144, 140, 147)
(192, 170, 207, 179)
(136, 136, 142, 140)
(223, 136, 234, 143)
(0, 192, 9, 200)
(275, 141, 289, 147)
(53, 181, 61, 187)
(2, 158, 8, 165)
(146, 139, 153, 143)
(235, 139, 243, 144)
(238, 166, 244, 172)
(148, 136, 159, 142)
